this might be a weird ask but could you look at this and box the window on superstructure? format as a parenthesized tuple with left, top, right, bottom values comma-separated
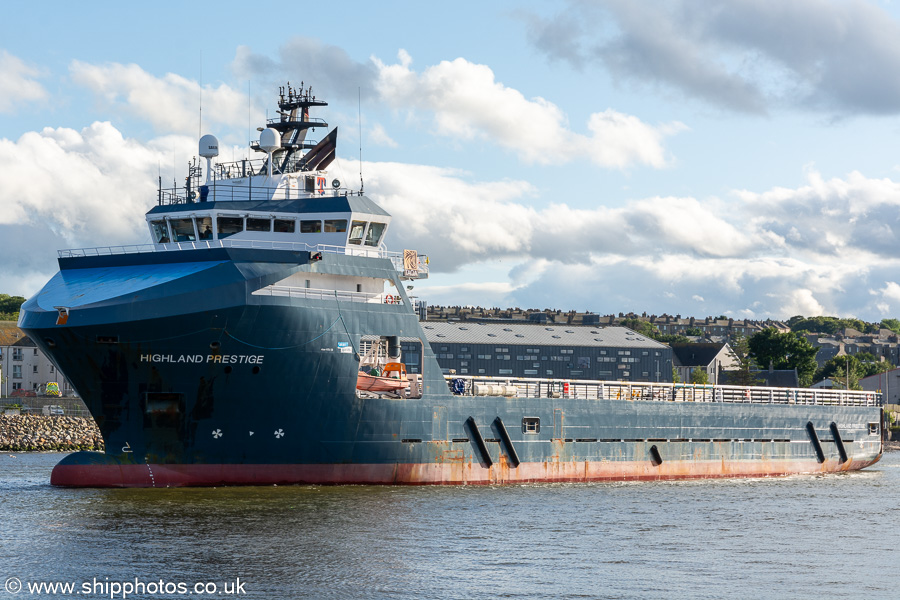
(324, 219, 347, 233)
(247, 218, 271, 232)
(217, 216, 243, 239)
(275, 219, 296, 233)
(150, 220, 170, 243)
(197, 216, 213, 240)
(301, 220, 322, 233)
(348, 221, 366, 245)
(365, 222, 386, 247)
(171, 218, 196, 242)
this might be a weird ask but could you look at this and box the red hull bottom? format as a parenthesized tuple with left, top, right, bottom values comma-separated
(51, 455, 883, 488)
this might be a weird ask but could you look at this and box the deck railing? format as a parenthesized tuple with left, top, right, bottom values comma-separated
(445, 376, 882, 407)
(58, 241, 429, 278)
(253, 286, 399, 305)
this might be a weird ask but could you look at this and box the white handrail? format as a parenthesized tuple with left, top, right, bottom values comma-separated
(444, 375, 882, 407)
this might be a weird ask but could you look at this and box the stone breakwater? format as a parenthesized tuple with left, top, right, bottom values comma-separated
(0, 415, 104, 452)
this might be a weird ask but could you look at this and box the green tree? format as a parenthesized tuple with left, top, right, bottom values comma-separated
(690, 368, 709, 384)
(748, 328, 819, 387)
(790, 315, 878, 335)
(683, 327, 703, 336)
(654, 333, 691, 345)
(855, 352, 894, 378)
(0, 294, 25, 321)
(619, 318, 659, 338)
(620, 318, 692, 345)
(815, 355, 862, 389)
(881, 318, 900, 334)
(727, 332, 763, 386)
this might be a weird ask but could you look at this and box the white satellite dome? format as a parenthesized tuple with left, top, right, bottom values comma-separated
(258, 128, 280, 153)
(199, 134, 219, 158)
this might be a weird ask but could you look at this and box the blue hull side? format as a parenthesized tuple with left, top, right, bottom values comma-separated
(20, 249, 884, 487)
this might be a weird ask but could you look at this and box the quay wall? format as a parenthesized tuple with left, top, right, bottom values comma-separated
(0, 415, 104, 452)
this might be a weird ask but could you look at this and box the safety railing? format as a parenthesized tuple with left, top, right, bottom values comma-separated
(445, 376, 882, 407)
(252, 286, 403, 305)
(58, 241, 429, 276)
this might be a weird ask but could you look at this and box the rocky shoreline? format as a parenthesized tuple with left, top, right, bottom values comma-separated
(0, 414, 104, 452)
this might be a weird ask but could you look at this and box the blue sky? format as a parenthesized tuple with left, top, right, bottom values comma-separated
(5, 0, 900, 322)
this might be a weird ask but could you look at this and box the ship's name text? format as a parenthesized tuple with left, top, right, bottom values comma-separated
(140, 354, 264, 364)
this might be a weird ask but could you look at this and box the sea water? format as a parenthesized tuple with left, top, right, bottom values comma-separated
(2, 451, 898, 599)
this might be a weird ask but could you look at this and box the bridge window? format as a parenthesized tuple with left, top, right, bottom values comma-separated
(217, 216, 243, 239)
(275, 219, 295, 233)
(247, 217, 271, 232)
(365, 222, 386, 247)
(170, 218, 196, 242)
(150, 220, 169, 243)
(301, 220, 322, 233)
(348, 221, 366, 245)
(324, 219, 347, 233)
(197, 217, 213, 239)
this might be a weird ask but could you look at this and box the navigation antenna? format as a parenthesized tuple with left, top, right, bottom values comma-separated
(358, 87, 364, 194)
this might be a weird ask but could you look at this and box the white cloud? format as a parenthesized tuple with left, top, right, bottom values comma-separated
(364, 162, 900, 320)
(70, 61, 257, 136)
(368, 123, 397, 148)
(525, 0, 900, 116)
(372, 52, 684, 169)
(0, 122, 192, 248)
(779, 289, 826, 318)
(0, 50, 47, 113)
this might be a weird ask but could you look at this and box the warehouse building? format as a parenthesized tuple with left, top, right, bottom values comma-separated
(403, 322, 673, 383)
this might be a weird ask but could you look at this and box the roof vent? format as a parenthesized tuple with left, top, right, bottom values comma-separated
(515, 334, 524, 338)
(552, 335, 561, 339)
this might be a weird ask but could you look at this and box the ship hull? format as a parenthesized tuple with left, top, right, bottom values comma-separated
(49, 451, 880, 488)
(20, 248, 885, 488)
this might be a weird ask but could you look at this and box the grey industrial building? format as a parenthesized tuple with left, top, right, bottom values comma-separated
(403, 322, 673, 383)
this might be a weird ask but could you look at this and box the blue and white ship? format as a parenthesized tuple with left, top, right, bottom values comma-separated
(19, 84, 884, 487)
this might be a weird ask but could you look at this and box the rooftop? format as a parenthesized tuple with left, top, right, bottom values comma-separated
(421, 321, 669, 349)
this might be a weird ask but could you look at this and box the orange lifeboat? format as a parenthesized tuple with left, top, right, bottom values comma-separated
(356, 362, 410, 393)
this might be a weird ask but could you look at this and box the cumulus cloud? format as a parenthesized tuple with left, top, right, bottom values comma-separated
(232, 39, 685, 170)
(368, 123, 397, 148)
(0, 122, 192, 248)
(0, 50, 47, 113)
(231, 39, 379, 103)
(70, 61, 258, 135)
(523, 0, 900, 115)
(365, 162, 900, 320)
(373, 51, 685, 168)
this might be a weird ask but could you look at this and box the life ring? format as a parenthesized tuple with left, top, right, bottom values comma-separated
(744, 389, 750, 401)
(384, 294, 394, 304)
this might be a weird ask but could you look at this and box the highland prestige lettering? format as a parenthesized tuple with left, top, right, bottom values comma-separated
(140, 354, 264, 364)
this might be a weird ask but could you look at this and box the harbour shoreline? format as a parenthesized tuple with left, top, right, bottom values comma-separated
(0, 414, 104, 452)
